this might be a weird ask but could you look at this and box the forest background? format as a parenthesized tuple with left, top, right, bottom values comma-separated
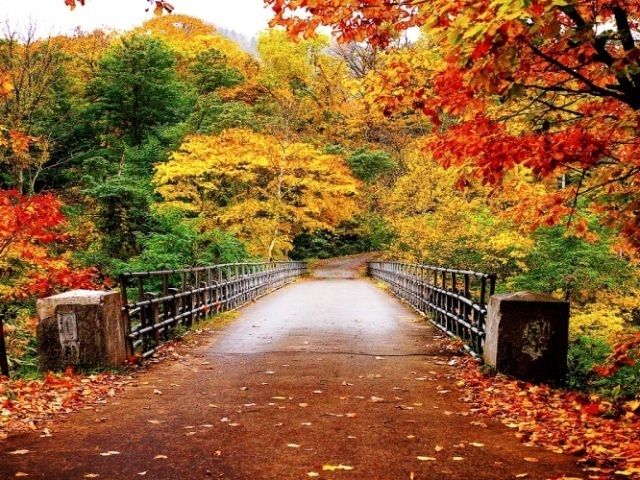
(1, 1, 639, 399)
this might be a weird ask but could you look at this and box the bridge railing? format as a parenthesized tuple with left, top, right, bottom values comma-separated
(367, 261, 496, 356)
(120, 261, 307, 358)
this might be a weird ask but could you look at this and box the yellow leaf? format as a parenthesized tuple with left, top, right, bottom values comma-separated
(615, 468, 640, 476)
(307, 473, 319, 477)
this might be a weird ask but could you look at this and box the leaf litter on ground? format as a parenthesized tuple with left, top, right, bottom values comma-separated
(455, 357, 640, 477)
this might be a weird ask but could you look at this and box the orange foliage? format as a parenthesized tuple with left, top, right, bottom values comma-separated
(0, 190, 98, 300)
(458, 358, 640, 477)
(269, 0, 640, 256)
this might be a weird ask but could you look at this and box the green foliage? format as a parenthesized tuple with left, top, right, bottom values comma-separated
(567, 332, 640, 401)
(0, 305, 39, 378)
(509, 226, 637, 303)
(346, 147, 396, 183)
(86, 35, 191, 146)
(190, 48, 244, 95)
(566, 336, 610, 391)
(290, 230, 367, 259)
(191, 96, 255, 134)
(289, 218, 390, 260)
(112, 209, 250, 275)
(84, 176, 157, 260)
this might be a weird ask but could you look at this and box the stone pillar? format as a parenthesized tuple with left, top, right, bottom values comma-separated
(483, 291, 569, 382)
(36, 290, 127, 372)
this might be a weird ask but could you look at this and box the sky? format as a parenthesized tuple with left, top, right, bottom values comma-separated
(0, 0, 274, 39)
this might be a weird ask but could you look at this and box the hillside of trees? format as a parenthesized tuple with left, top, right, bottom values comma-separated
(1, 8, 639, 398)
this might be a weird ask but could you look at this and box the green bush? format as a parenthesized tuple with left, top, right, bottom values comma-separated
(566, 336, 610, 391)
(567, 331, 640, 401)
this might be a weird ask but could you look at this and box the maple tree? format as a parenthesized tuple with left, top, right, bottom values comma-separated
(267, 0, 640, 256)
(0, 189, 97, 301)
(154, 128, 360, 259)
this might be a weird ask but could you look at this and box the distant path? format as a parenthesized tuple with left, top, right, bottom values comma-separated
(0, 255, 584, 479)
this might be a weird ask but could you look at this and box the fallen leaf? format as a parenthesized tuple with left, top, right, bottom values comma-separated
(417, 456, 436, 461)
(99, 451, 120, 456)
(147, 420, 162, 424)
(307, 473, 319, 477)
(287, 444, 300, 448)
(515, 474, 528, 478)
(523, 457, 539, 463)
(9, 450, 30, 455)
(452, 457, 464, 461)
(84, 475, 100, 478)
(15, 474, 29, 478)
(299, 403, 309, 408)
(615, 468, 640, 476)
(370, 396, 385, 402)
(323, 464, 354, 471)
(469, 442, 484, 447)
(435, 446, 444, 452)
(153, 389, 162, 395)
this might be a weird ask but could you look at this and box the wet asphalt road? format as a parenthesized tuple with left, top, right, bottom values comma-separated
(0, 255, 586, 479)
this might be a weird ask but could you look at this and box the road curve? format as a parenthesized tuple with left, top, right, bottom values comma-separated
(0, 255, 585, 479)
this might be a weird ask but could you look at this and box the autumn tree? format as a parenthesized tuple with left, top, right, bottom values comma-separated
(385, 145, 532, 277)
(154, 128, 361, 259)
(0, 25, 73, 194)
(255, 30, 355, 143)
(135, 15, 257, 134)
(268, 0, 640, 258)
(0, 189, 96, 301)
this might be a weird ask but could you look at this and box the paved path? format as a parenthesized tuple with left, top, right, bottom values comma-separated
(0, 256, 585, 479)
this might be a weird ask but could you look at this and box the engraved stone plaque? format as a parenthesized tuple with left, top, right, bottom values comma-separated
(57, 312, 78, 344)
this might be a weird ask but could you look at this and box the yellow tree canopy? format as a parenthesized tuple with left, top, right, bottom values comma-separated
(135, 14, 258, 98)
(154, 128, 361, 259)
(385, 145, 532, 278)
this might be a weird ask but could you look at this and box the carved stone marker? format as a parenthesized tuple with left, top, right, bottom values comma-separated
(36, 290, 127, 372)
(483, 291, 569, 382)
